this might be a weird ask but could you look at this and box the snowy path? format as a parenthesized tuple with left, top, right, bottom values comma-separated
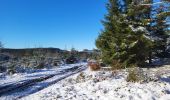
(0, 63, 87, 100)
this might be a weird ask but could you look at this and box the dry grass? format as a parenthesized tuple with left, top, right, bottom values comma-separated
(126, 69, 140, 82)
(111, 60, 123, 70)
(88, 62, 101, 71)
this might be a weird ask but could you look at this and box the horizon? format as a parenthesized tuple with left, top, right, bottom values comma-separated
(0, 0, 107, 51)
(1, 47, 98, 52)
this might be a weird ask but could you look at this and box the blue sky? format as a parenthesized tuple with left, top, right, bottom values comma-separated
(0, 0, 107, 51)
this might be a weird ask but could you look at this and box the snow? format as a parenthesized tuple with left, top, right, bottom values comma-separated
(0, 69, 57, 86)
(21, 66, 170, 100)
(129, 25, 148, 33)
(0, 63, 87, 100)
(140, 2, 167, 6)
(0, 63, 84, 87)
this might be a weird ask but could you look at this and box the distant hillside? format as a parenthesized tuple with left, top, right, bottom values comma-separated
(0, 48, 100, 59)
(0, 48, 65, 57)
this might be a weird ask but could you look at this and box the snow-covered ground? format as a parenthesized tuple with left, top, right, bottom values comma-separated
(22, 66, 170, 100)
(0, 63, 85, 87)
(0, 63, 87, 100)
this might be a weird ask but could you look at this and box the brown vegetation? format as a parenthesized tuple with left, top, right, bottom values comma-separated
(111, 60, 123, 70)
(88, 61, 100, 71)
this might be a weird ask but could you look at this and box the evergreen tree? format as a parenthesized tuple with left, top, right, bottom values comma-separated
(151, 0, 170, 58)
(127, 0, 154, 64)
(96, 0, 152, 67)
(132, 0, 170, 63)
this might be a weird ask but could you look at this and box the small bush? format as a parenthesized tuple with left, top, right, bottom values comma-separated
(111, 60, 123, 70)
(88, 62, 100, 71)
(126, 68, 140, 82)
(99, 62, 106, 67)
(0, 65, 6, 72)
(35, 62, 45, 69)
(126, 67, 157, 83)
(126, 67, 151, 83)
(53, 62, 58, 66)
(76, 72, 86, 83)
(66, 56, 77, 64)
(7, 64, 16, 75)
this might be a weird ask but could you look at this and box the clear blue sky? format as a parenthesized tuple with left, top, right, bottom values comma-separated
(0, 0, 107, 51)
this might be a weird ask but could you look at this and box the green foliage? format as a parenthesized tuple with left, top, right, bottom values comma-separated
(151, 3, 170, 58)
(126, 67, 156, 83)
(96, 0, 153, 68)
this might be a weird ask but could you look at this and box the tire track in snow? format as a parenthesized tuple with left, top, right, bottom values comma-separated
(0, 64, 87, 100)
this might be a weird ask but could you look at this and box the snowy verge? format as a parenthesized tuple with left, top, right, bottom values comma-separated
(22, 66, 170, 100)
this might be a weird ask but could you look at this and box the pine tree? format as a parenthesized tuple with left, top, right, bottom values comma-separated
(96, 0, 122, 64)
(127, 0, 155, 64)
(133, 0, 170, 63)
(152, 0, 170, 58)
(96, 0, 153, 68)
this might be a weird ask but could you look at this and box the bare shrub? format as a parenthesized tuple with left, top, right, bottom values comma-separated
(88, 61, 100, 71)
(76, 72, 86, 83)
(111, 60, 123, 70)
